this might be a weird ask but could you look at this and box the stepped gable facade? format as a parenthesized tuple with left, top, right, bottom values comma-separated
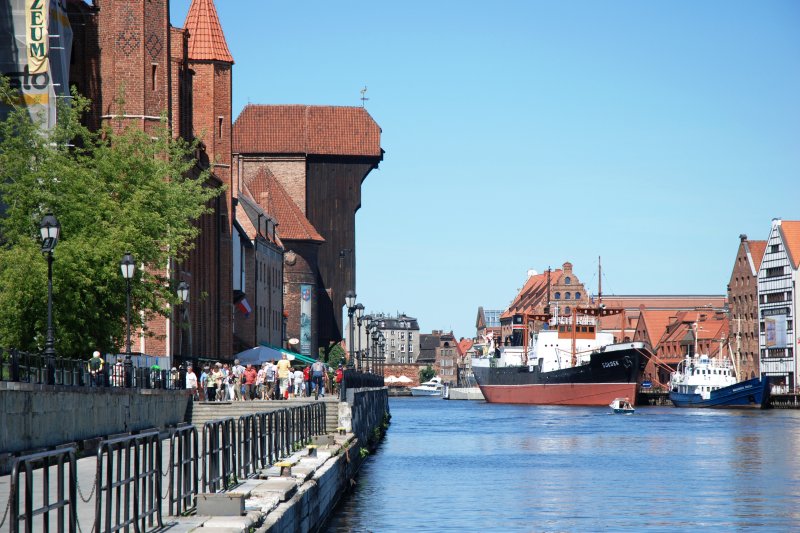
(758, 219, 800, 391)
(233, 104, 383, 356)
(65, 0, 235, 361)
(728, 234, 767, 381)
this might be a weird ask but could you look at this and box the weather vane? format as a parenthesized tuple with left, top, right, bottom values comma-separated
(360, 86, 369, 107)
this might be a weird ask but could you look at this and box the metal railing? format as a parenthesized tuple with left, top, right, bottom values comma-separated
(95, 429, 163, 533)
(0, 349, 183, 390)
(6, 402, 328, 532)
(341, 369, 385, 399)
(9, 447, 78, 533)
(202, 418, 238, 493)
(167, 424, 199, 516)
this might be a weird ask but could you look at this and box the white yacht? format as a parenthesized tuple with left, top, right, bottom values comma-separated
(410, 377, 444, 397)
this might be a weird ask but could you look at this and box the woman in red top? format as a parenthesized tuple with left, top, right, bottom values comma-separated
(243, 364, 258, 400)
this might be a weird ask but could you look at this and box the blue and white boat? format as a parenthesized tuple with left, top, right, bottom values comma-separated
(668, 354, 770, 409)
(609, 397, 635, 414)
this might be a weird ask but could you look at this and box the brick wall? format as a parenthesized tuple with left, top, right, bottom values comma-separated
(728, 238, 762, 380)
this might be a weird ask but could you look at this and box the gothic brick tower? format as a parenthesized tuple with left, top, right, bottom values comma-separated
(94, 0, 172, 134)
(178, 0, 235, 361)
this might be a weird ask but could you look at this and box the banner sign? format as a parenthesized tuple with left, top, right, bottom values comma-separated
(765, 315, 787, 349)
(300, 284, 312, 355)
(1, 0, 72, 128)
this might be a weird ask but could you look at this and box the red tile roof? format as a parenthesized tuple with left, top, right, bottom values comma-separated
(501, 270, 562, 319)
(233, 105, 382, 157)
(636, 309, 679, 350)
(457, 339, 473, 357)
(242, 168, 325, 243)
(184, 0, 234, 63)
(746, 240, 767, 273)
(781, 221, 800, 269)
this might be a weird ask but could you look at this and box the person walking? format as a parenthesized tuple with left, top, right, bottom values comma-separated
(256, 363, 267, 400)
(303, 364, 311, 397)
(243, 363, 258, 400)
(293, 367, 305, 399)
(231, 359, 245, 401)
(200, 366, 211, 401)
(87, 351, 105, 387)
(210, 363, 224, 401)
(276, 353, 292, 400)
(311, 359, 325, 400)
(185, 364, 198, 400)
(266, 360, 277, 400)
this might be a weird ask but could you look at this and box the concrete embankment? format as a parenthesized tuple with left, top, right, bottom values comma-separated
(172, 386, 389, 533)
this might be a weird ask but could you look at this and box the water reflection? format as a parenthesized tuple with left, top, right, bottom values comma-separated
(324, 398, 800, 532)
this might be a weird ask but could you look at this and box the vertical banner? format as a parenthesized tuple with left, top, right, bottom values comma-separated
(765, 315, 787, 349)
(1, 0, 71, 128)
(300, 284, 312, 355)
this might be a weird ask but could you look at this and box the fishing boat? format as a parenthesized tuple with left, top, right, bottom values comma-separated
(410, 377, 444, 397)
(609, 397, 635, 414)
(668, 353, 770, 408)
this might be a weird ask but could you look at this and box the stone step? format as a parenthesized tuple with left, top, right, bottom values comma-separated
(189, 398, 339, 431)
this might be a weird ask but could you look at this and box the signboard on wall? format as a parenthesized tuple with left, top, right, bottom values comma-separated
(765, 315, 787, 349)
(1, 0, 72, 128)
(300, 284, 312, 355)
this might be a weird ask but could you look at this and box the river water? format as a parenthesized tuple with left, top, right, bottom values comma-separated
(324, 396, 800, 532)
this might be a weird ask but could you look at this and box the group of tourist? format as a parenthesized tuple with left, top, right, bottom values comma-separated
(184, 353, 343, 402)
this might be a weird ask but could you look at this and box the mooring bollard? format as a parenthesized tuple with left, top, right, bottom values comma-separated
(276, 461, 293, 477)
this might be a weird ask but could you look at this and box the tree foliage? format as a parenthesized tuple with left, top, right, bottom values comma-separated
(0, 77, 222, 358)
(325, 343, 347, 367)
(419, 365, 436, 383)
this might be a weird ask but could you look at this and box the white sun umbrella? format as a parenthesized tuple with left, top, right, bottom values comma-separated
(396, 375, 413, 383)
(384, 375, 400, 383)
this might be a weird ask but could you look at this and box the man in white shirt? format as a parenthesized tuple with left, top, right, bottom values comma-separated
(185, 364, 199, 400)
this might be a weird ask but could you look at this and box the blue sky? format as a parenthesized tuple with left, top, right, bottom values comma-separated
(171, 1, 800, 339)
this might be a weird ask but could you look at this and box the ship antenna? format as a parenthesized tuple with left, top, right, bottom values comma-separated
(597, 255, 602, 306)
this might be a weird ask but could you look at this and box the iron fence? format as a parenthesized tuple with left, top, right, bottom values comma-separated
(95, 429, 163, 533)
(0, 348, 183, 390)
(341, 369, 385, 399)
(7, 402, 328, 532)
(9, 447, 78, 533)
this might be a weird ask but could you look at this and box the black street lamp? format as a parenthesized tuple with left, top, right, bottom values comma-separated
(40, 213, 60, 385)
(120, 252, 135, 386)
(345, 291, 356, 369)
(378, 333, 386, 377)
(177, 280, 189, 365)
(371, 328, 379, 377)
(355, 303, 364, 372)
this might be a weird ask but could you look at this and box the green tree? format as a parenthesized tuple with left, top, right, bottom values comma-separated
(326, 343, 346, 367)
(419, 365, 435, 383)
(0, 78, 221, 358)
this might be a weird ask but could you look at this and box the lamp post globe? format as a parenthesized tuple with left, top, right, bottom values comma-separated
(40, 213, 60, 385)
(120, 252, 135, 386)
(176, 280, 190, 385)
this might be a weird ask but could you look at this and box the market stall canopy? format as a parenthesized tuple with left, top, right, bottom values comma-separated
(234, 344, 318, 366)
(396, 375, 413, 383)
(384, 375, 400, 383)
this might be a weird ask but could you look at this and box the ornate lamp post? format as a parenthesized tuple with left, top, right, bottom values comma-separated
(371, 329, 379, 377)
(177, 280, 189, 361)
(120, 252, 135, 387)
(40, 214, 60, 385)
(379, 334, 386, 377)
(355, 304, 364, 372)
(345, 291, 356, 369)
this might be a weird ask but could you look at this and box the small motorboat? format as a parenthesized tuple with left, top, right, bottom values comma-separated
(410, 376, 444, 397)
(609, 397, 635, 414)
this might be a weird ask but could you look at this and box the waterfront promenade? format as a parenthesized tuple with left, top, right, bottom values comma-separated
(0, 389, 389, 533)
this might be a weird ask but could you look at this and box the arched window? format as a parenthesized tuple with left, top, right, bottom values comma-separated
(565, 307, 571, 315)
(554, 292, 561, 300)
(564, 292, 571, 300)
(564, 277, 571, 285)
(575, 292, 581, 300)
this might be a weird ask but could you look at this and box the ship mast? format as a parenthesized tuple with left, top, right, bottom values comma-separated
(597, 256, 602, 306)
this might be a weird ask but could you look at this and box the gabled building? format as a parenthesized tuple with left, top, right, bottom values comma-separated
(728, 234, 766, 380)
(366, 314, 420, 365)
(233, 105, 383, 357)
(758, 219, 800, 392)
(232, 194, 283, 353)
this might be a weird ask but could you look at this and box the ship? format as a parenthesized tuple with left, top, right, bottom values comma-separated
(473, 307, 652, 406)
(668, 353, 771, 409)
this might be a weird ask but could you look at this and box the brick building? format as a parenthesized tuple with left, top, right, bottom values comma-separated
(757, 219, 800, 392)
(727, 234, 766, 381)
(63, 0, 235, 362)
(233, 105, 383, 356)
